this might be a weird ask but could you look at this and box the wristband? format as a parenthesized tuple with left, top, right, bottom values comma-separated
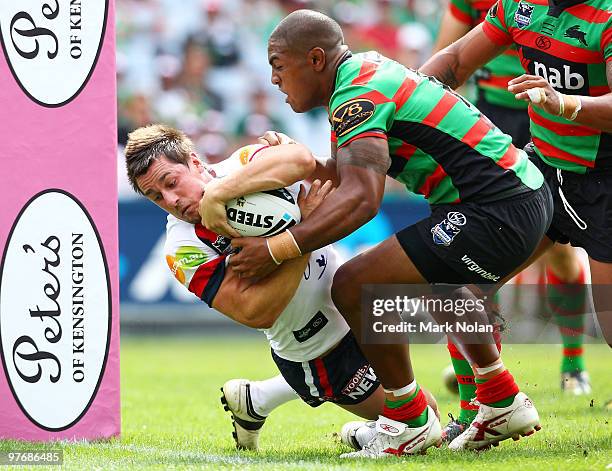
(266, 239, 282, 265)
(267, 229, 302, 263)
(564, 95, 582, 121)
(557, 91, 564, 117)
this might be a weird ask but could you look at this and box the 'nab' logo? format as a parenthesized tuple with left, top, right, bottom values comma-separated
(564, 26, 588, 47)
(515, 2, 534, 28)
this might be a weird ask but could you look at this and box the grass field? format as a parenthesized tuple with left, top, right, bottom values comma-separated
(1, 337, 610, 470)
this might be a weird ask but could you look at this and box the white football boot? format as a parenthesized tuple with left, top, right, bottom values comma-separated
(340, 420, 376, 450)
(448, 392, 541, 451)
(220, 379, 267, 450)
(340, 406, 442, 458)
(561, 371, 592, 396)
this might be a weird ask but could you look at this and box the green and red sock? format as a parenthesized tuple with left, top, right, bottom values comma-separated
(447, 342, 478, 424)
(383, 385, 428, 427)
(547, 266, 587, 373)
(447, 328, 502, 423)
(475, 369, 519, 407)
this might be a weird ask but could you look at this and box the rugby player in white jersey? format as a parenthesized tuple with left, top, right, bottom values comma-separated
(124, 124, 439, 451)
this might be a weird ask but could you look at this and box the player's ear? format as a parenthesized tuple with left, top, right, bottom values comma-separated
(190, 152, 204, 172)
(308, 47, 326, 72)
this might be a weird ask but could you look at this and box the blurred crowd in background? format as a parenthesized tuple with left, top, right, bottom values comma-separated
(117, 0, 448, 199)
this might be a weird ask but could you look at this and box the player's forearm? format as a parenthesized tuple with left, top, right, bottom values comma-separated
(421, 25, 504, 89)
(290, 183, 380, 253)
(574, 94, 612, 133)
(238, 255, 310, 328)
(432, 10, 471, 54)
(213, 144, 315, 201)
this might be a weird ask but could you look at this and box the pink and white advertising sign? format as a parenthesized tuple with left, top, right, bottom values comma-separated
(0, 0, 120, 440)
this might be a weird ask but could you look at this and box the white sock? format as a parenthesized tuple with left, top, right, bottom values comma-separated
(249, 374, 298, 417)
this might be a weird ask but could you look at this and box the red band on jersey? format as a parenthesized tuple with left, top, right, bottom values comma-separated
(352, 60, 379, 86)
(188, 256, 225, 299)
(394, 142, 418, 161)
(392, 78, 419, 110)
(532, 137, 595, 168)
(423, 93, 459, 128)
(477, 74, 517, 89)
(528, 108, 600, 137)
(566, 3, 612, 24)
(483, 15, 513, 46)
(418, 164, 448, 198)
(590, 85, 611, 97)
(510, 28, 603, 63)
(450, 3, 473, 25)
(337, 131, 388, 149)
(330, 130, 338, 143)
(461, 116, 492, 148)
(496, 144, 519, 169)
(352, 89, 390, 106)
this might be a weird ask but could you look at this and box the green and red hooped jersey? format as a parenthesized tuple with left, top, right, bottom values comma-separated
(484, 0, 612, 174)
(329, 52, 543, 205)
(450, 0, 528, 109)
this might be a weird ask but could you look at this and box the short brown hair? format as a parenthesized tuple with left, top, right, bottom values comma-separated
(125, 124, 194, 194)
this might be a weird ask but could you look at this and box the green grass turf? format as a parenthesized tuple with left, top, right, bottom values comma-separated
(1, 337, 610, 470)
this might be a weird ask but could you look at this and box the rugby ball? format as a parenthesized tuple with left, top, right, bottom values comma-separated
(226, 188, 301, 237)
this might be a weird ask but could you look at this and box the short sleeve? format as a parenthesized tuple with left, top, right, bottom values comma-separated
(449, 0, 475, 25)
(165, 221, 230, 307)
(217, 144, 269, 176)
(329, 85, 394, 149)
(483, 0, 513, 46)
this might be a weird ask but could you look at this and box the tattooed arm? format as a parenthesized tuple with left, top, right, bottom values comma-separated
(420, 23, 506, 89)
(289, 137, 390, 253)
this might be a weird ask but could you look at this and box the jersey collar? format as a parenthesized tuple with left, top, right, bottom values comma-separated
(332, 50, 353, 94)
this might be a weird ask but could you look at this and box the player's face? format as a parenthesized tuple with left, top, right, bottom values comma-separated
(268, 42, 318, 113)
(136, 154, 213, 224)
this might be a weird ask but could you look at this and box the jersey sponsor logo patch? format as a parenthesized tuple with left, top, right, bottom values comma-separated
(293, 311, 328, 342)
(331, 98, 375, 137)
(461, 255, 500, 282)
(564, 25, 587, 47)
(239, 147, 250, 165)
(535, 36, 551, 50)
(431, 212, 466, 246)
(166, 246, 208, 283)
(447, 211, 466, 226)
(521, 47, 588, 94)
(515, 2, 534, 28)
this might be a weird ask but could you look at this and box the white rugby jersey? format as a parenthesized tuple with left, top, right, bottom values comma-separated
(164, 144, 350, 361)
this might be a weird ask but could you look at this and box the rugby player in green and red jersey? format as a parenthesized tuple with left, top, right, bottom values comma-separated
(433, 0, 592, 442)
(421, 1, 612, 342)
(202, 10, 552, 456)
